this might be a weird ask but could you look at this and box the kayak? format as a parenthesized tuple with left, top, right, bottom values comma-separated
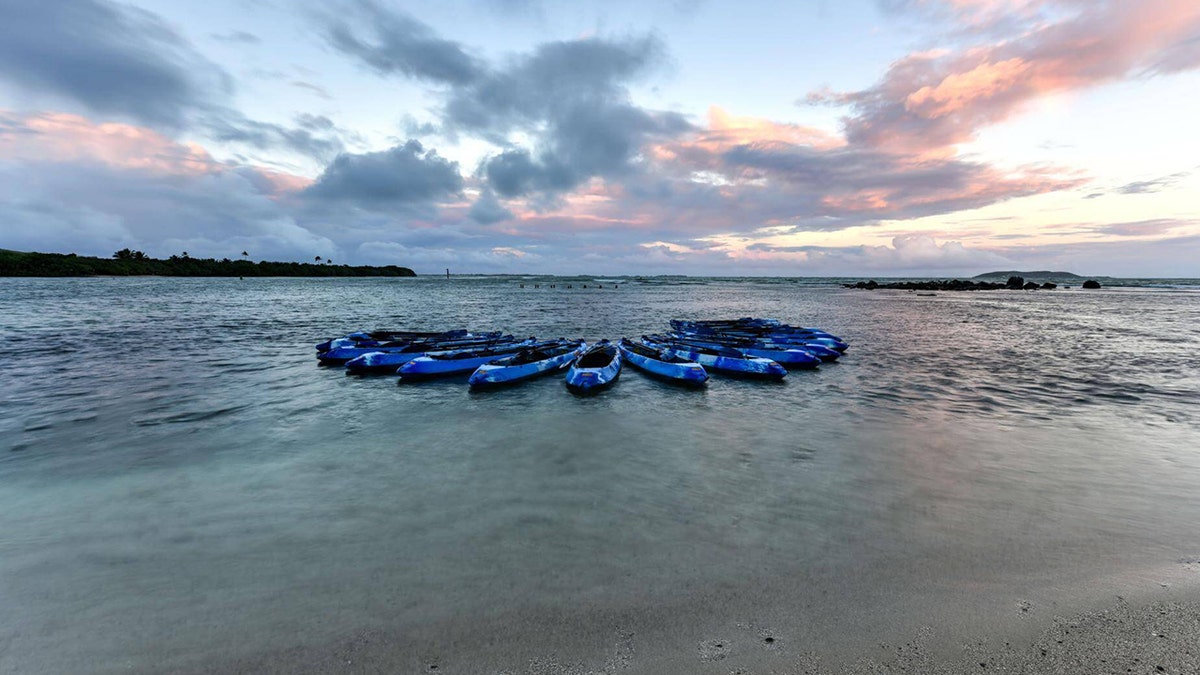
(468, 340, 586, 389)
(346, 337, 524, 374)
(319, 334, 509, 365)
(668, 335, 821, 369)
(618, 338, 707, 386)
(642, 335, 786, 380)
(397, 339, 537, 380)
(668, 332, 841, 361)
(670, 318, 848, 352)
(316, 329, 470, 353)
(565, 340, 622, 394)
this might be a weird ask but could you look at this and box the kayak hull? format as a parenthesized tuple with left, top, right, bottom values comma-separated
(618, 341, 708, 386)
(468, 341, 586, 389)
(398, 339, 537, 380)
(565, 342, 622, 394)
(642, 338, 786, 380)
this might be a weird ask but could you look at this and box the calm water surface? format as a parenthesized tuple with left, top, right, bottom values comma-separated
(1, 277, 1199, 673)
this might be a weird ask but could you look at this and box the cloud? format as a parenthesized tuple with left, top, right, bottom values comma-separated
(452, 36, 691, 197)
(0, 0, 355, 164)
(204, 113, 349, 162)
(0, 0, 230, 129)
(304, 140, 463, 204)
(821, 1, 1200, 154)
(0, 153, 335, 262)
(211, 30, 261, 45)
(291, 81, 333, 100)
(0, 110, 221, 176)
(1112, 171, 1193, 195)
(319, 4, 691, 198)
(1093, 218, 1191, 237)
(467, 189, 514, 224)
(745, 234, 1012, 272)
(321, 0, 483, 84)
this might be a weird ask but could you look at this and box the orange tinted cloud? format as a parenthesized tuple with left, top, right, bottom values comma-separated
(0, 111, 219, 175)
(0, 110, 312, 193)
(837, 0, 1200, 153)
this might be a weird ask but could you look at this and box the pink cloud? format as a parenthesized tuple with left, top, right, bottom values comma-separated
(0, 110, 312, 193)
(834, 0, 1200, 153)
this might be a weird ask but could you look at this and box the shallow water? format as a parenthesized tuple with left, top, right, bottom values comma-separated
(1, 277, 1199, 673)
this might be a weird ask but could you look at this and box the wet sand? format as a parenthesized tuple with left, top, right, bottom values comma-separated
(185, 573, 1200, 675)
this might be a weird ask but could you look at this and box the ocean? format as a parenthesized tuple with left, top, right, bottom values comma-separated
(1, 276, 1198, 673)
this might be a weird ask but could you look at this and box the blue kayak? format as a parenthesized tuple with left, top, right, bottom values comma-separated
(320, 333, 508, 365)
(669, 332, 841, 361)
(670, 318, 848, 352)
(317, 329, 470, 353)
(642, 336, 786, 380)
(669, 334, 821, 369)
(346, 337, 524, 374)
(468, 340, 586, 389)
(397, 339, 537, 380)
(618, 338, 707, 386)
(565, 340, 622, 394)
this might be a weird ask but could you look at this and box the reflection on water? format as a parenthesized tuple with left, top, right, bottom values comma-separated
(1, 277, 1199, 672)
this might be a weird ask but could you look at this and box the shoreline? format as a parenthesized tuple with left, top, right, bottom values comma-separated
(168, 563, 1200, 675)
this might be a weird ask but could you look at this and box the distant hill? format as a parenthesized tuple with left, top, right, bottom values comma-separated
(0, 249, 416, 277)
(973, 270, 1084, 280)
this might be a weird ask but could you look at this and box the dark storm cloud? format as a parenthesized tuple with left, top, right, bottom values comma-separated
(304, 140, 463, 203)
(322, 0, 483, 84)
(0, 0, 230, 129)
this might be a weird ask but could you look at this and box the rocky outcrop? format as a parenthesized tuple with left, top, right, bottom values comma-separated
(1082, 279, 1102, 289)
(844, 276, 1063, 292)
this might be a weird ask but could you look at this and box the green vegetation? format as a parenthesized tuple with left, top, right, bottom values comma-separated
(0, 249, 415, 277)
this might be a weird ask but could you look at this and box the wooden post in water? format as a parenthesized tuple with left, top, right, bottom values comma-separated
(445, 268, 450, 279)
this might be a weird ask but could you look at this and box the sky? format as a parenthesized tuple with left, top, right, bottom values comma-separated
(1, 0, 1198, 276)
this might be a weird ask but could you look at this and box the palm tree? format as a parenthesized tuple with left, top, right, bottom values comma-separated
(314, 255, 322, 263)
(241, 251, 249, 259)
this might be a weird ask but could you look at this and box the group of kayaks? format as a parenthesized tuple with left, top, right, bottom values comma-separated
(314, 318, 848, 394)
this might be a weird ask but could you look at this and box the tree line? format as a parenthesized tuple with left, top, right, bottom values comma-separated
(0, 249, 416, 277)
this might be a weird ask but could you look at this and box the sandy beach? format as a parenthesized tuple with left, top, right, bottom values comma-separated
(179, 565, 1200, 674)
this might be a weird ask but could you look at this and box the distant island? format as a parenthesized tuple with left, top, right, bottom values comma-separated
(0, 249, 415, 277)
(846, 270, 1108, 291)
(973, 270, 1084, 280)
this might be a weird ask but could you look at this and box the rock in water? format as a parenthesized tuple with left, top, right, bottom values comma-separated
(1023, 281, 1040, 290)
(1006, 276, 1025, 289)
(1041, 282, 1057, 289)
(1082, 279, 1102, 289)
